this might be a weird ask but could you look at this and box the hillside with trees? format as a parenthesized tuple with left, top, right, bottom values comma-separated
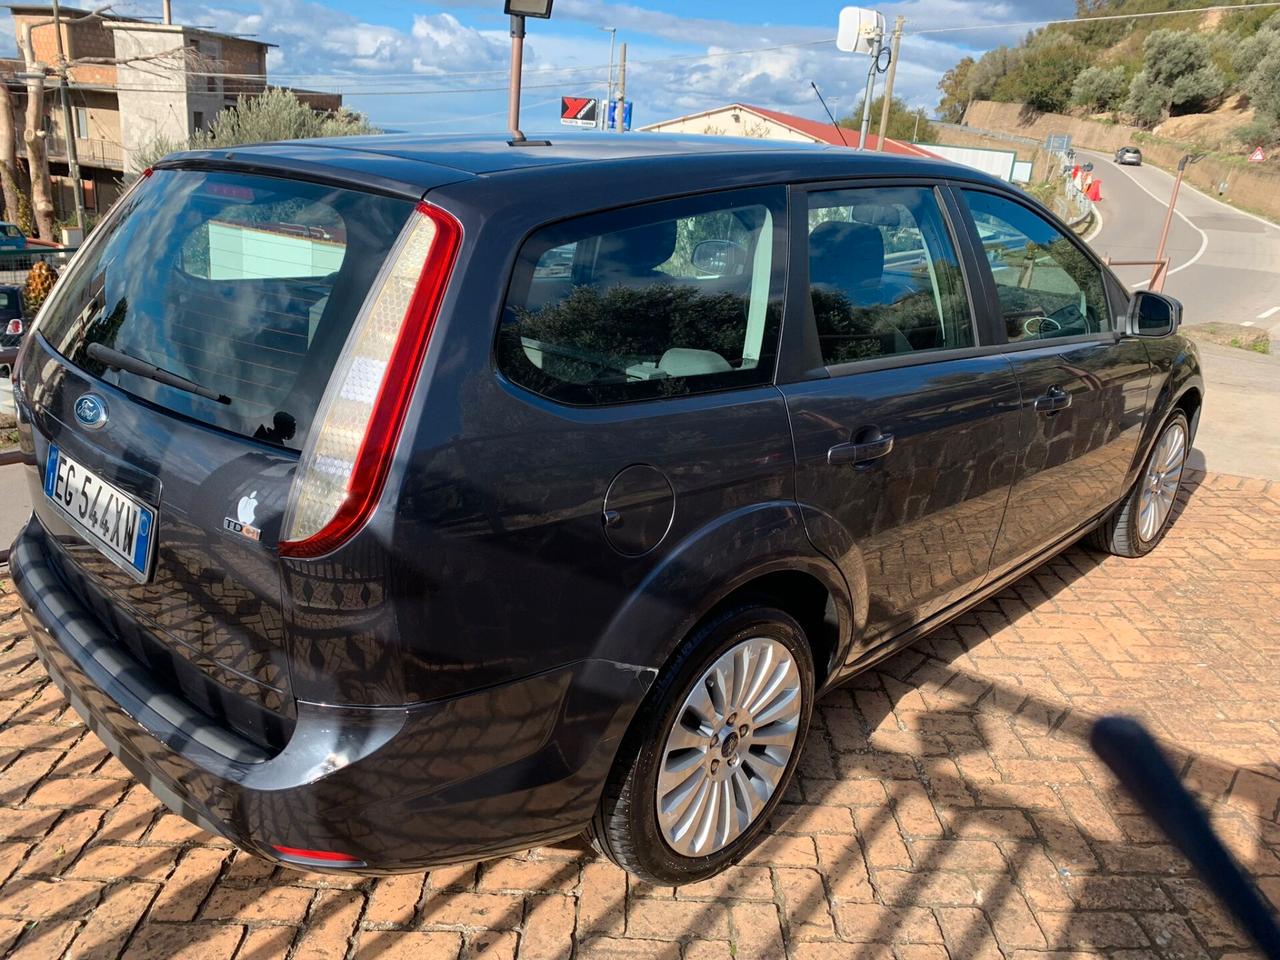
(936, 0, 1280, 152)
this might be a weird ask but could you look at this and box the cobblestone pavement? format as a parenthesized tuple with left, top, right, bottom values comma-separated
(1, 469, 1279, 960)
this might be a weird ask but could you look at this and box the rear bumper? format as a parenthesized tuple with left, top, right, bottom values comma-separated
(12, 520, 652, 873)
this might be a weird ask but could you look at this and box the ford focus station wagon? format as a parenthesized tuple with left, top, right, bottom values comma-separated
(11, 133, 1202, 883)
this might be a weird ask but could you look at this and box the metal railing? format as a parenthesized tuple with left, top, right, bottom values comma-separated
(19, 136, 124, 171)
(1104, 256, 1170, 293)
(0, 246, 78, 287)
(0, 345, 22, 472)
(1047, 148, 1097, 231)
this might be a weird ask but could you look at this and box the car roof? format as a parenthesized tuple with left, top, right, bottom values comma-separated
(166, 131, 1010, 197)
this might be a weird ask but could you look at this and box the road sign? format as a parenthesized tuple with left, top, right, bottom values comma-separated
(836, 7, 886, 54)
(560, 97, 598, 127)
(1249, 146, 1266, 163)
(605, 100, 633, 131)
(1045, 133, 1072, 152)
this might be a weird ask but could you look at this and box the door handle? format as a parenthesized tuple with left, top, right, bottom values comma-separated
(828, 431, 894, 466)
(1034, 387, 1072, 414)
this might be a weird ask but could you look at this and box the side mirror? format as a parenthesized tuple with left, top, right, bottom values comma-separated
(1127, 290, 1182, 338)
(690, 239, 747, 277)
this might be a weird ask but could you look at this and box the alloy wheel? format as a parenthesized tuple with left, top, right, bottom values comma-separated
(655, 635, 802, 858)
(1137, 419, 1187, 542)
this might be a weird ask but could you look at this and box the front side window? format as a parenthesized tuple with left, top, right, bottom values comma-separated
(962, 189, 1112, 343)
(498, 188, 784, 405)
(807, 186, 973, 366)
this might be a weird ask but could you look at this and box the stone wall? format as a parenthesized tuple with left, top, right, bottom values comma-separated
(962, 101, 1280, 223)
(927, 122, 1053, 182)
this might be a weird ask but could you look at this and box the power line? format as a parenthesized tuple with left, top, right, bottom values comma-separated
(910, 0, 1280, 34)
(38, 0, 1280, 100)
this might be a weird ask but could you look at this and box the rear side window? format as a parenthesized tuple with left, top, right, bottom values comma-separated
(38, 169, 415, 451)
(807, 186, 973, 366)
(497, 187, 785, 405)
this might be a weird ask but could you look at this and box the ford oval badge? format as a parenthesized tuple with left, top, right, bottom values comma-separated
(74, 394, 108, 430)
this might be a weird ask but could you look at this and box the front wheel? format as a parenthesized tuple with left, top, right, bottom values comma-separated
(1092, 410, 1189, 557)
(589, 605, 814, 884)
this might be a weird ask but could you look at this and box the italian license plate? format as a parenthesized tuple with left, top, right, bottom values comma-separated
(43, 445, 156, 579)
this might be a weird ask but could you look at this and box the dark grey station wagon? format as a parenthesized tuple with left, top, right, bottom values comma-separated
(11, 133, 1202, 883)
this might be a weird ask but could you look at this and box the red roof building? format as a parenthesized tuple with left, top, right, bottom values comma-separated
(639, 102, 938, 158)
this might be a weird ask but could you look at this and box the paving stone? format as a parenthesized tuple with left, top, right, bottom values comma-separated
(0, 473, 1276, 958)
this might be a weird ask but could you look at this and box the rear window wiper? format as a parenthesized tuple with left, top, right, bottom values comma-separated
(86, 342, 231, 405)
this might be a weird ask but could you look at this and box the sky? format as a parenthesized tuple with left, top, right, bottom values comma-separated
(0, 0, 1080, 134)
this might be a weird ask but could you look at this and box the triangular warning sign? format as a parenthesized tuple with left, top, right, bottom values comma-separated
(1249, 146, 1266, 162)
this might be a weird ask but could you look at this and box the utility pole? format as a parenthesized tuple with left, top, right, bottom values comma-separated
(51, 0, 85, 234)
(615, 42, 626, 133)
(875, 16, 905, 152)
(600, 27, 616, 131)
(856, 25, 883, 151)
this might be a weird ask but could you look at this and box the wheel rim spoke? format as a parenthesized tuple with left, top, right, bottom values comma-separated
(656, 635, 803, 858)
(1137, 421, 1186, 543)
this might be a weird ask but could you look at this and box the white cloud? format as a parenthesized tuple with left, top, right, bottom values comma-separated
(187, 1, 510, 79)
(60, 0, 1077, 132)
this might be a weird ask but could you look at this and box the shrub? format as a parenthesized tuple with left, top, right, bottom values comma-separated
(1124, 30, 1227, 125)
(1071, 66, 1128, 112)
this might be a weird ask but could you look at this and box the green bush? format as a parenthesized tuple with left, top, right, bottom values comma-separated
(129, 89, 379, 182)
(1006, 36, 1090, 113)
(1124, 30, 1227, 125)
(1071, 66, 1128, 111)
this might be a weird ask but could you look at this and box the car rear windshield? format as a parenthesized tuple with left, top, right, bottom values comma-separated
(38, 168, 415, 451)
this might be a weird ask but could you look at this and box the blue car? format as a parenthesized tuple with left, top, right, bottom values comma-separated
(0, 222, 26, 250)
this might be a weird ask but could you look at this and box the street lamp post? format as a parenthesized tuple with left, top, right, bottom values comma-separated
(1151, 153, 1203, 290)
(600, 27, 616, 131)
(856, 26, 883, 151)
(504, 0, 554, 144)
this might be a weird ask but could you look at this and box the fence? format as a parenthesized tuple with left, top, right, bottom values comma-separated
(0, 246, 78, 290)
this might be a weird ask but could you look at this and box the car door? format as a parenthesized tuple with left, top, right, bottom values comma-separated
(953, 186, 1151, 574)
(778, 182, 1022, 658)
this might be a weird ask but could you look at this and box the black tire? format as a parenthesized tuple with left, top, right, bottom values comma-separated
(588, 604, 814, 885)
(1091, 410, 1189, 558)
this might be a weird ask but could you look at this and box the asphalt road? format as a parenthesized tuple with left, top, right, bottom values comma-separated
(1077, 149, 1280, 481)
(1080, 148, 1280, 337)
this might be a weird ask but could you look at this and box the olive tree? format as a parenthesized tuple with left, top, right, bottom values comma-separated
(130, 89, 378, 182)
(1125, 30, 1226, 126)
(1234, 14, 1280, 139)
(1070, 66, 1128, 112)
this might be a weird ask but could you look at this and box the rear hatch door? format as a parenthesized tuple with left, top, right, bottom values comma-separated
(22, 165, 420, 751)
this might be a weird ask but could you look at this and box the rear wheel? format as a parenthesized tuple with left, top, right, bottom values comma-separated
(1092, 410, 1188, 557)
(589, 605, 814, 884)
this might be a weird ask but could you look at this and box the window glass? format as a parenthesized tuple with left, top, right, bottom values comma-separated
(498, 189, 784, 405)
(807, 186, 973, 365)
(963, 190, 1112, 342)
(37, 168, 414, 451)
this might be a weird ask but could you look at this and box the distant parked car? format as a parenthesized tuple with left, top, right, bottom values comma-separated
(1115, 146, 1142, 166)
(0, 222, 26, 250)
(0, 284, 23, 347)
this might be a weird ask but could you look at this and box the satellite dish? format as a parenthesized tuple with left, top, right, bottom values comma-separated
(836, 7, 886, 54)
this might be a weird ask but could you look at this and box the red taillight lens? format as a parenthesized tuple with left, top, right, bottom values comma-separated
(279, 202, 462, 558)
(5, 319, 22, 336)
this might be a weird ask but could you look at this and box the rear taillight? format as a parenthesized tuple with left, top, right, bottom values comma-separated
(279, 202, 462, 558)
(5, 318, 22, 336)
